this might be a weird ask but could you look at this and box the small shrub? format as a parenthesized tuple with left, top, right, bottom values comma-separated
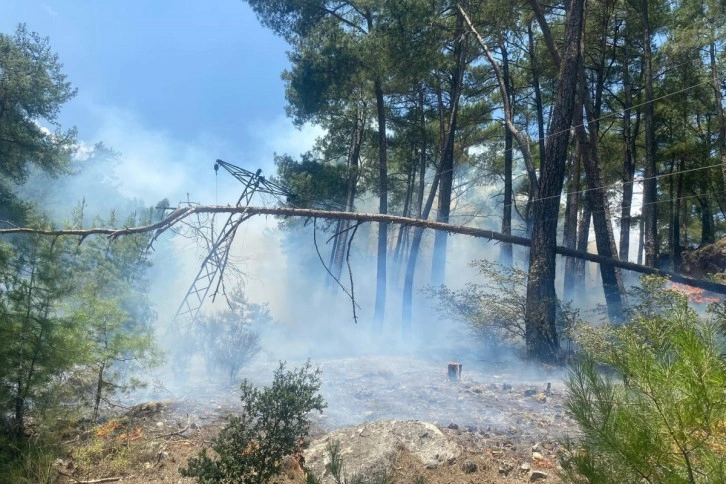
(426, 259, 579, 350)
(198, 285, 268, 383)
(561, 277, 726, 483)
(181, 360, 326, 483)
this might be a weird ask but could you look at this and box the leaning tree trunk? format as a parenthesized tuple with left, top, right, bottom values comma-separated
(576, 73, 624, 321)
(459, 6, 537, 253)
(524, 0, 585, 362)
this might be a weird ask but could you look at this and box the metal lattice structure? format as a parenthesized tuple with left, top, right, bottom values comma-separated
(172, 159, 292, 328)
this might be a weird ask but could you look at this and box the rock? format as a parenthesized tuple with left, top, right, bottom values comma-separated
(532, 443, 541, 452)
(498, 462, 514, 476)
(127, 401, 168, 417)
(520, 462, 531, 472)
(681, 239, 726, 280)
(524, 389, 537, 397)
(460, 460, 477, 474)
(534, 393, 547, 403)
(532, 451, 544, 460)
(502, 383, 512, 391)
(530, 470, 549, 482)
(447, 422, 459, 430)
(304, 420, 461, 483)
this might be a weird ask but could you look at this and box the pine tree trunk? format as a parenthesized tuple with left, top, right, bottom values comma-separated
(528, 20, 547, 171)
(373, 77, 388, 331)
(642, 0, 658, 267)
(524, 0, 585, 362)
(402, 172, 441, 333)
(331, 107, 364, 281)
(673, 160, 684, 269)
(93, 363, 106, 423)
(576, 86, 624, 320)
(620, 49, 636, 262)
(393, 164, 414, 270)
(700, 195, 715, 245)
(501, 41, 514, 266)
(563, 141, 581, 301)
(432, 13, 465, 286)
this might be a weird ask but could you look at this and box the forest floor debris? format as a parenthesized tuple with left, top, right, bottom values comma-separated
(56, 355, 576, 483)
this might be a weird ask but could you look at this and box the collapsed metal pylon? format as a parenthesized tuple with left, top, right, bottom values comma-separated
(172, 159, 292, 329)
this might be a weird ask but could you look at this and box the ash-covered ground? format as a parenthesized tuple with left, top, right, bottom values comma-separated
(155, 350, 577, 445)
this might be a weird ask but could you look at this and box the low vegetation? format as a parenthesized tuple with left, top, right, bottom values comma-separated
(561, 277, 726, 482)
(426, 259, 580, 356)
(181, 360, 326, 483)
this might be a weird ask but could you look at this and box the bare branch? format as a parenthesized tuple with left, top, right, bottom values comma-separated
(346, 223, 361, 324)
(312, 218, 361, 312)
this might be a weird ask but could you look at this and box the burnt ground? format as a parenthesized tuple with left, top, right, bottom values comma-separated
(55, 355, 577, 483)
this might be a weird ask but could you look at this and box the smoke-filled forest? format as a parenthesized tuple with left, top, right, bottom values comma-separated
(2, 0, 726, 482)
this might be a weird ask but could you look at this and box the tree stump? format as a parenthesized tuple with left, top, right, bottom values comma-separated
(447, 363, 462, 381)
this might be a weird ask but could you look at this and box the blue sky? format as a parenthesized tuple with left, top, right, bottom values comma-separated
(2, 0, 323, 205)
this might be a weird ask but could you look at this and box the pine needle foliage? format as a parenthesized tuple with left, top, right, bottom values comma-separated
(181, 360, 326, 483)
(561, 276, 726, 483)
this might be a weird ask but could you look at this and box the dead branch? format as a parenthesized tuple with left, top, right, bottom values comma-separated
(2, 205, 726, 295)
(56, 468, 122, 483)
(312, 218, 361, 312)
(346, 223, 361, 324)
(157, 414, 191, 439)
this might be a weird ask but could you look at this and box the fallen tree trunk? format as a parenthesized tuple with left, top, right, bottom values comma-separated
(2, 205, 725, 295)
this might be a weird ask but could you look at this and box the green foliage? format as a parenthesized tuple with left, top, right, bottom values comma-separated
(426, 260, 578, 348)
(0, 207, 160, 475)
(181, 360, 326, 483)
(0, 223, 83, 436)
(65, 208, 161, 421)
(0, 24, 77, 224)
(275, 152, 349, 210)
(562, 277, 726, 483)
(0, 434, 61, 484)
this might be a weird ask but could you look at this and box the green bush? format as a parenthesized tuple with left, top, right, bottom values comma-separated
(561, 277, 726, 483)
(181, 360, 326, 483)
(426, 259, 579, 349)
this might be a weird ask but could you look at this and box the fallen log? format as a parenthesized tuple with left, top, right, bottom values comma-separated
(2, 206, 725, 295)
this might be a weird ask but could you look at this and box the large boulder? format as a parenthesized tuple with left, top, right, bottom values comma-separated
(304, 420, 460, 482)
(681, 238, 726, 281)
